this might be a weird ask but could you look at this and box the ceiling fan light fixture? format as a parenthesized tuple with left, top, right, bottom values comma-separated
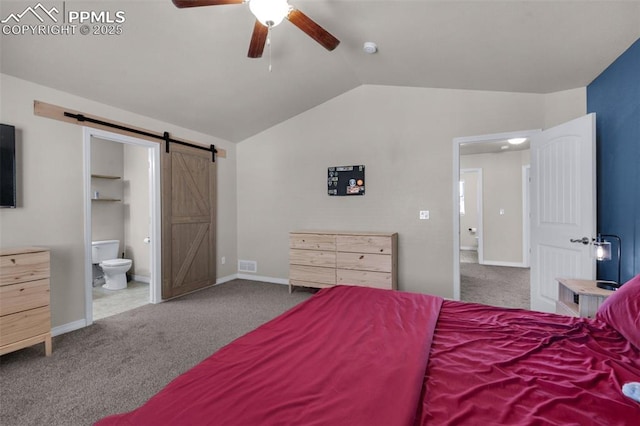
(249, 0, 291, 27)
(508, 137, 527, 145)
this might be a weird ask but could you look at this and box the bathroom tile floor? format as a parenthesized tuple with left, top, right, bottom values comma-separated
(92, 280, 149, 321)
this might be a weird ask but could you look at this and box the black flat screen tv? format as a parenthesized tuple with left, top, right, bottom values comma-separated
(0, 124, 17, 208)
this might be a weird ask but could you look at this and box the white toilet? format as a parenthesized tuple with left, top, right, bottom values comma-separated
(92, 240, 132, 290)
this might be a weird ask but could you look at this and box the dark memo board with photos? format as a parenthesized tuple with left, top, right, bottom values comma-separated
(328, 165, 365, 196)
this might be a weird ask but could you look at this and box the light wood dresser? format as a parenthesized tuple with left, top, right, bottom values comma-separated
(289, 231, 398, 292)
(0, 247, 52, 356)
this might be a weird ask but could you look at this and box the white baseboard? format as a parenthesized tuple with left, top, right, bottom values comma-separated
(481, 260, 528, 268)
(216, 274, 239, 285)
(131, 274, 150, 283)
(51, 319, 87, 337)
(146, 275, 238, 304)
(216, 274, 288, 286)
(217, 274, 289, 286)
(237, 274, 288, 286)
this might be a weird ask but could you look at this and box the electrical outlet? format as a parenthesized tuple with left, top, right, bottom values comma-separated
(221, 256, 226, 265)
(419, 210, 430, 220)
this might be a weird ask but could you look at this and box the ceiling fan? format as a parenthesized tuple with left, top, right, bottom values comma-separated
(172, 0, 340, 58)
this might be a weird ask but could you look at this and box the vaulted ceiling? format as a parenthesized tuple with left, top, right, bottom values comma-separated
(2, 0, 639, 142)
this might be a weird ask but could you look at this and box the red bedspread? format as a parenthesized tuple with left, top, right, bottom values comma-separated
(96, 286, 443, 426)
(418, 300, 640, 425)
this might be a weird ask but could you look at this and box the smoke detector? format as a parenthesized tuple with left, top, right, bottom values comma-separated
(363, 42, 378, 54)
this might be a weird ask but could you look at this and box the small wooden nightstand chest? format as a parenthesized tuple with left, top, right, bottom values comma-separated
(556, 278, 614, 319)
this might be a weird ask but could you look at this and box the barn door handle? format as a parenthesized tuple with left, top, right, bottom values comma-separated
(569, 237, 590, 245)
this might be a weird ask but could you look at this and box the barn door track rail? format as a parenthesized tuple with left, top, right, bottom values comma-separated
(63, 111, 217, 162)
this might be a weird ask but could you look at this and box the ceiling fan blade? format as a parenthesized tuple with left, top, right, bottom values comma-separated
(172, 0, 243, 8)
(287, 8, 340, 51)
(247, 20, 268, 58)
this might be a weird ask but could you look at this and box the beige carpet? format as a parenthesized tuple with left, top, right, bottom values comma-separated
(460, 262, 530, 309)
(0, 280, 313, 426)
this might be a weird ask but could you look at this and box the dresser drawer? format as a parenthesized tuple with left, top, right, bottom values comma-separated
(289, 232, 397, 293)
(337, 269, 393, 290)
(0, 306, 51, 347)
(0, 251, 50, 286)
(290, 234, 336, 251)
(290, 265, 336, 286)
(336, 235, 393, 254)
(290, 249, 336, 268)
(0, 279, 50, 317)
(336, 252, 391, 272)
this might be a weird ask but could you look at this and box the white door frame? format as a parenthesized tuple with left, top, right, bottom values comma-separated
(522, 165, 531, 267)
(460, 168, 483, 263)
(452, 129, 540, 300)
(83, 127, 162, 326)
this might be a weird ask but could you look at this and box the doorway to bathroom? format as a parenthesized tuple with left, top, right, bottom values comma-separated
(83, 128, 161, 324)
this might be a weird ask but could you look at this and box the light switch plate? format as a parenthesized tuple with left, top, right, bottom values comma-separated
(419, 210, 430, 220)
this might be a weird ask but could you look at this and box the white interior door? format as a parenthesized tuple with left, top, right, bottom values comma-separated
(530, 114, 596, 312)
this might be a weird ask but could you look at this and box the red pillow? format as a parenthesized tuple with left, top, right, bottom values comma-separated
(596, 273, 640, 349)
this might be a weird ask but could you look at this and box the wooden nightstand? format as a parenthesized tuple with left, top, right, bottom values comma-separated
(556, 278, 614, 318)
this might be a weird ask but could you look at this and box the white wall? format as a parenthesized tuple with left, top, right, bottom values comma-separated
(236, 85, 585, 297)
(544, 88, 587, 128)
(460, 150, 529, 264)
(459, 170, 479, 250)
(0, 73, 584, 327)
(0, 74, 237, 329)
(91, 137, 125, 247)
(124, 143, 151, 278)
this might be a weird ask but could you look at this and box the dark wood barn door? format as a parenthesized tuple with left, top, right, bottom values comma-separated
(161, 143, 216, 299)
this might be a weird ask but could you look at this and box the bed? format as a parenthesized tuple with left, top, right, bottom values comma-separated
(96, 275, 640, 425)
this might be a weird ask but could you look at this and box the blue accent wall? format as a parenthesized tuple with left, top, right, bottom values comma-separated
(587, 38, 640, 284)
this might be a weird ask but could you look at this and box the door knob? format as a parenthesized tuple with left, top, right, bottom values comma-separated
(569, 237, 590, 245)
(143, 237, 151, 244)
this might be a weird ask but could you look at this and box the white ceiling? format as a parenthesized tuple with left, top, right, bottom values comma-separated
(1, 0, 639, 142)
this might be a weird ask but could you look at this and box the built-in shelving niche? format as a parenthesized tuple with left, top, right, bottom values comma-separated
(91, 174, 122, 202)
